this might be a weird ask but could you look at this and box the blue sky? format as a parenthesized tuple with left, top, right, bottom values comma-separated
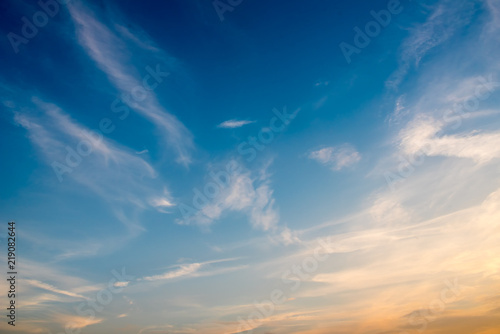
(1, 0, 500, 333)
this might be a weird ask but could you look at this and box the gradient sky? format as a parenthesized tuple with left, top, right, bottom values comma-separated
(1, 0, 500, 333)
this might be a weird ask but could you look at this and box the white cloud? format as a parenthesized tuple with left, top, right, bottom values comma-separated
(387, 95, 409, 125)
(217, 119, 256, 129)
(277, 227, 302, 245)
(150, 197, 175, 208)
(309, 144, 361, 171)
(178, 161, 280, 231)
(314, 80, 329, 87)
(25, 279, 88, 300)
(114, 281, 129, 288)
(9, 96, 178, 260)
(13, 99, 171, 214)
(138, 258, 243, 283)
(141, 263, 202, 282)
(233, 180, 500, 333)
(485, 0, 500, 32)
(53, 314, 104, 330)
(386, 0, 475, 89)
(399, 114, 500, 164)
(138, 325, 175, 334)
(0, 259, 106, 333)
(149, 188, 176, 212)
(67, 2, 194, 165)
(369, 195, 412, 227)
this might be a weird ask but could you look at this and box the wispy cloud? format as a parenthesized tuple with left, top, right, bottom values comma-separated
(13, 98, 170, 215)
(67, 2, 194, 165)
(217, 119, 256, 129)
(213, 182, 500, 334)
(484, 0, 500, 33)
(308, 144, 361, 171)
(386, 0, 476, 89)
(53, 314, 104, 330)
(399, 114, 500, 163)
(278, 226, 302, 245)
(25, 279, 88, 300)
(178, 161, 280, 231)
(9, 96, 175, 259)
(138, 325, 175, 334)
(138, 258, 243, 283)
(150, 197, 175, 208)
(141, 263, 202, 282)
(386, 94, 409, 125)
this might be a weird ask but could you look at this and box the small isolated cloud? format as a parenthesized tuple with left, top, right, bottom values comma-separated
(149, 189, 175, 212)
(113, 281, 129, 288)
(315, 80, 330, 87)
(150, 197, 174, 208)
(217, 119, 256, 129)
(309, 144, 361, 171)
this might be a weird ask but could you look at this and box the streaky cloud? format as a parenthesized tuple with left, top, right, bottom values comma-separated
(308, 144, 361, 171)
(217, 119, 256, 129)
(67, 2, 194, 165)
(386, 0, 476, 89)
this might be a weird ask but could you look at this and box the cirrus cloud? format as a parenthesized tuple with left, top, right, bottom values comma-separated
(308, 144, 361, 171)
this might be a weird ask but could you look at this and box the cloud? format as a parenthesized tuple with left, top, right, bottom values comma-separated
(218, 183, 500, 334)
(398, 114, 500, 164)
(314, 80, 330, 87)
(277, 227, 302, 245)
(302, 185, 500, 332)
(53, 314, 104, 330)
(386, 94, 409, 125)
(150, 197, 175, 208)
(149, 188, 176, 212)
(67, 2, 194, 165)
(485, 0, 500, 32)
(8, 96, 177, 259)
(138, 325, 174, 334)
(17, 260, 102, 297)
(114, 281, 129, 288)
(141, 263, 202, 282)
(0, 259, 107, 333)
(178, 161, 280, 231)
(387, 39, 500, 167)
(12, 98, 171, 214)
(369, 195, 412, 227)
(308, 144, 361, 171)
(217, 119, 256, 129)
(386, 0, 476, 89)
(138, 258, 243, 283)
(25, 279, 88, 300)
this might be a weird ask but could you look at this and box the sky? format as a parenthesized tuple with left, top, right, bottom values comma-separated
(0, 0, 500, 333)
